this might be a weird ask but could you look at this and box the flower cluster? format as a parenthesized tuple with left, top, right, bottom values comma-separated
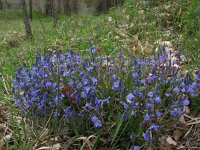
(13, 47, 199, 144)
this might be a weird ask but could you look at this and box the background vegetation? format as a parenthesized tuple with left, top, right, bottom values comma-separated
(0, 0, 199, 149)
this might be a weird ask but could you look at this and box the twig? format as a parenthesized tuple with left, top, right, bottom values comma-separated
(184, 114, 200, 121)
(183, 125, 193, 139)
(80, 135, 96, 150)
(186, 119, 200, 126)
(1, 75, 9, 95)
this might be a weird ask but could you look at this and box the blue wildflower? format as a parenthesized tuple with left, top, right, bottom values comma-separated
(91, 77, 97, 85)
(147, 92, 153, 97)
(170, 109, 178, 116)
(131, 109, 135, 116)
(165, 92, 172, 97)
(147, 75, 154, 83)
(173, 87, 180, 93)
(180, 82, 185, 87)
(126, 93, 134, 100)
(122, 113, 127, 120)
(64, 106, 71, 119)
(149, 124, 159, 131)
(132, 73, 139, 78)
(155, 96, 161, 103)
(143, 131, 152, 142)
(53, 111, 60, 118)
(145, 102, 152, 109)
(82, 78, 89, 85)
(85, 102, 92, 110)
(140, 78, 146, 84)
(120, 101, 129, 109)
(134, 146, 140, 150)
(112, 80, 120, 90)
(91, 115, 102, 127)
(79, 110, 85, 117)
(156, 111, 163, 117)
(84, 86, 91, 94)
(64, 70, 70, 76)
(144, 114, 150, 121)
(182, 98, 190, 106)
(181, 88, 186, 93)
(81, 91, 87, 98)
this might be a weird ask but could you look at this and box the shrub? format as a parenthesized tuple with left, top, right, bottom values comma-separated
(12, 47, 200, 148)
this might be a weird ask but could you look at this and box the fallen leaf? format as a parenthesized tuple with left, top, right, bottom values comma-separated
(3, 132, 12, 141)
(52, 143, 61, 150)
(38, 128, 49, 141)
(183, 106, 190, 114)
(96, 46, 103, 51)
(0, 125, 5, 140)
(0, 111, 4, 123)
(132, 46, 136, 56)
(0, 141, 6, 150)
(177, 144, 184, 149)
(59, 83, 74, 96)
(177, 115, 186, 125)
(173, 129, 183, 141)
(166, 136, 177, 146)
(159, 135, 173, 150)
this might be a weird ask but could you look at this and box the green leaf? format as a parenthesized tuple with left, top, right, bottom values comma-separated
(71, 73, 82, 81)
(92, 134, 100, 150)
(111, 118, 123, 145)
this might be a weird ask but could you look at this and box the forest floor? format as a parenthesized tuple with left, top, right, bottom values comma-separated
(0, 0, 200, 149)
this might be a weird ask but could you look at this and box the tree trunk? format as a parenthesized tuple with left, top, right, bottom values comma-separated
(29, 0, 32, 20)
(44, 0, 53, 16)
(21, 0, 32, 38)
(63, 0, 71, 15)
(52, 0, 59, 27)
(114, 0, 123, 6)
(73, 0, 78, 14)
(5, 0, 11, 9)
(56, 0, 61, 14)
(102, 0, 110, 11)
(0, 0, 3, 10)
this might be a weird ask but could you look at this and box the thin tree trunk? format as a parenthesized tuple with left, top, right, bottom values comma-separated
(52, 0, 58, 28)
(48, 0, 53, 16)
(5, 0, 11, 9)
(102, 0, 110, 11)
(63, 0, 71, 15)
(29, 0, 32, 20)
(21, 0, 32, 38)
(0, 0, 3, 10)
(73, 0, 78, 14)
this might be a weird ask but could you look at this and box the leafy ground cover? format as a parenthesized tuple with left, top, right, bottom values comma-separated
(0, 0, 200, 149)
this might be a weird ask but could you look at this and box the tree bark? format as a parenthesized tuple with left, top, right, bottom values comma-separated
(52, 0, 59, 27)
(5, 0, 11, 9)
(29, 0, 32, 20)
(44, 0, 53, 16)
(73, 0, 78, 14)
(63, 0, 71, 15)
(102, 0, 110, 11)
(0, 0, 3, 10)
(21, 0, 32, 38)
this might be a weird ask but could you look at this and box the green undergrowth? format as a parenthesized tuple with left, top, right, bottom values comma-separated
(0, 0, 200, 149)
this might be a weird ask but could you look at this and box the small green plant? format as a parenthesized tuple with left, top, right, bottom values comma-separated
(12, 46, 200, 149)
(1, 1, 200, 149)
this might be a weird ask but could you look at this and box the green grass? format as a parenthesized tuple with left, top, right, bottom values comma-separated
(0, 0, 199, 148)
(0, 9, 124, 94)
